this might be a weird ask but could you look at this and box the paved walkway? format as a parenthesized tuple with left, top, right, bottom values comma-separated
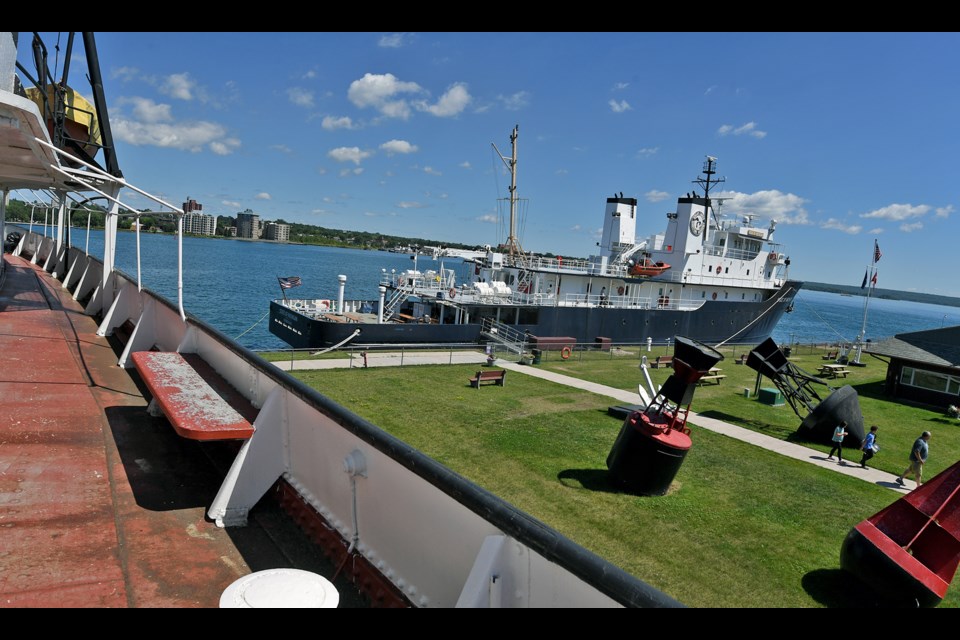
(273, 351, 911, 494)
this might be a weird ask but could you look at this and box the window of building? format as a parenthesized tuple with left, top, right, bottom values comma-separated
(900, 366, 960, 395)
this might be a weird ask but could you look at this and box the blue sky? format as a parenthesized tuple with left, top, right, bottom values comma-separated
(21, 32, 960, 296)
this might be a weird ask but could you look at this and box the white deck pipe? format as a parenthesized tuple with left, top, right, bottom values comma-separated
(377, 286, 385, 323)
(337, 275, 347, 315)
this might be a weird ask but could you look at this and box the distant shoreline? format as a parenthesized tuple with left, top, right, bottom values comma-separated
(802, 282, 960, 309)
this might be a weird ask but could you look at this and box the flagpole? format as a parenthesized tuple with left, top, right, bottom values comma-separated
(278, 276, 287, 302)
(852, 239, 879, 366)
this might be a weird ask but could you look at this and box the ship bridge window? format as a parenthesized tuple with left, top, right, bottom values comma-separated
(725, 267, 729, 274)
(701, 291, 705, 298)
(747, 269, 750, 276)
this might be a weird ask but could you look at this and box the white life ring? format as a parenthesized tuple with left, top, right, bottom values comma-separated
(768, 252, 778, 262)
(448, 288, 456, 299)
(712, 292, 717, 300)
(715, 265, 722, 274)
(617, 286, 625, 295)
(318, 299, 331, 311)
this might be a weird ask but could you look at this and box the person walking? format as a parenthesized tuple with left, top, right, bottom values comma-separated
(827, 421, 848, 463)
(897, 431, 931, 488)
(859, 425, 879, 469)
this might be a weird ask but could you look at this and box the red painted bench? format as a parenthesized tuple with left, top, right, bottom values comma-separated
(469, 369, 506, 388)
(131, 351, 255, 440)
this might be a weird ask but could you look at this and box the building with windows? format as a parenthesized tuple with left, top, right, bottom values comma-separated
(236, 210, 261, 239)
(183, 212, 218, 236)
(263, 222, 290, 242)
(865, 326, 960, 408)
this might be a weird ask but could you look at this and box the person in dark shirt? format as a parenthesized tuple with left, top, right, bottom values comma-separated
(896, 431, 931, 488)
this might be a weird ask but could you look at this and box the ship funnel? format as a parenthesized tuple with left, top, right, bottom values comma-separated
(746, 338, 865, 447)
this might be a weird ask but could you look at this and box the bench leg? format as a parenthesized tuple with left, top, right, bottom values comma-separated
(146, 397, 164, 418)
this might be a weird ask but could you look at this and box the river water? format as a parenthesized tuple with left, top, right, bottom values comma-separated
(49, 228, 960, 350)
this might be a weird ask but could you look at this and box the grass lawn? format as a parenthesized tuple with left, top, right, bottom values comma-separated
(288, 358, 959, 608)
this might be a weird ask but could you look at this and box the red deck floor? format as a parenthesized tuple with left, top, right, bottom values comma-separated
(0, 254, 362, 607)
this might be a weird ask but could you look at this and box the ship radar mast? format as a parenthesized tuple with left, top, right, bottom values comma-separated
(492, 125, 524, 256)
(695, 156, 725, 232)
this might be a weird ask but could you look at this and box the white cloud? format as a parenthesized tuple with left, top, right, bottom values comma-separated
(609, 99, 631, 113)
(459, 161, 472, 169)
(821, 218, 863, 234)
(556, 169, 569, 175)
(210, 138, 241, 155)
(255, 192, 271, 200)
(339, 167, 364, 177)
(379, 33, 413, 48)
(311, 208, 331, 215)
(303, 70, 317, 79)
(424, 166, 442, 176)
(477, 214, 498, 224)
(636, 147, 659, 157)
(380, 139, 419, 155)
(327, 146, 373, 165)
(867, 227, 884, 235)
(498, 91, 530, 111)
(287, 87, 314, 108)
(160, 73, 196, 101)
(322, 115, 355, 131)
(718, 121, 767, 138)
(114, 117, 240, 155)
(613, 82, 629, 90)
(348, 73, 422, 119)
(416, 83, 471, 117)
(936, 205, 953, 218)
(120, 97, 173, 123)
(715, 189, 810, 225)
(222, 200, 241, 208)
(859, 203, 930, 220)
(396, 201, 425, 209)
(571, 224, 582, 232)
(705, 85, 717, 95)
(112, 66, 140, 81)
(645, 190, 670, 203)
(271, 144, 292, 154)
(900, 221, 923, 232)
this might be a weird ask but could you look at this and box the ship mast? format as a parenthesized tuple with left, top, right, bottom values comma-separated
(492, 125, 523, 256)
(694, 156, 724, 239)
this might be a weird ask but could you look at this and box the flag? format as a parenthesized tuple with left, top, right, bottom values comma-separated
(873, 240, 882, 263)
(278, 276, 302, 290)
(871, 271, 877, 287)
(860, 270, 868, 289)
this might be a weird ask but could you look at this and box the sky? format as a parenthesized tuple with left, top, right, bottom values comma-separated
(18, 32, 960, 296)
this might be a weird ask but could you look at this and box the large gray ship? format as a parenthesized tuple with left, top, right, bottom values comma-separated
(271, 127, 802, 350)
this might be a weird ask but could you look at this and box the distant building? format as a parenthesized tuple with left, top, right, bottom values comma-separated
(183, 212, 218, 236)
(226, 226, 237, 237)
(183, 197, 202, 213)
(236, 210, 261, 239)
(263, 222, 290, 242)
(865, 326, 960, 407)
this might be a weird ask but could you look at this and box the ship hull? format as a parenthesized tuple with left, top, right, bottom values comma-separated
(270, 281, 801, 349)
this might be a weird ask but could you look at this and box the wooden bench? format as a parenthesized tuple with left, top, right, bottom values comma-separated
(822, 351, 838, 360)
(734, 353, 747, 365)
(698, 374, 727, 385)
(651, 355, 674, 369)
(469, 369, 506, 388)
(131, 351, 256, 440)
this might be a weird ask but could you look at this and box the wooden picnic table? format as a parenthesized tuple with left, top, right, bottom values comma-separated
(818, 363, 850, 379)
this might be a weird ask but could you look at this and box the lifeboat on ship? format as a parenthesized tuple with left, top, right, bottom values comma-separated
(628, 257, 671, 278)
